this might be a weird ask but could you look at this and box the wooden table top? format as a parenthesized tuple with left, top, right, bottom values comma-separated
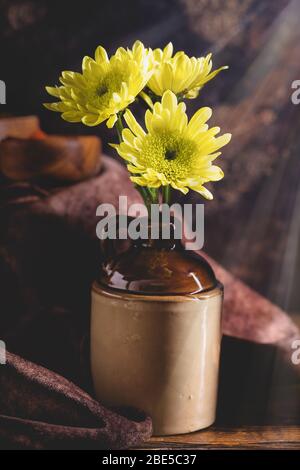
(144, 425, 300, 450)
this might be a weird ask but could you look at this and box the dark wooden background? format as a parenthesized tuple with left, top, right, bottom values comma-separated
(1, 0, 299, 308)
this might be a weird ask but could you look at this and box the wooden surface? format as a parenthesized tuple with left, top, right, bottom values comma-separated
(144, 426, 300, 450)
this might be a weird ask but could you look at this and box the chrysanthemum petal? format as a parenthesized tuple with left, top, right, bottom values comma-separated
(163, 42, 173, 60)
(161, 90, 178, 113)
(61, 111, 82, 122)
(82, 114, 103, 126)
(199, 165, 224, 181)
(201, 65, 228, 85)
(124, 109, 146, 138)
(139, 91, 154, 109)
(122, 128, 137, 146)
(43, 102, 67, 112)
(106, 114, 118, 128)
(170, 181, 189, 194)
(187, 107, 212, 138)
(127, 164, 145, 174)
(95, 46, 109, 64)
(188, 182, 213, 199)
(45, 86, 61, 98)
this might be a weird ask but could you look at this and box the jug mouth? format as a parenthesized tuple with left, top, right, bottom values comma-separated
(133, 216, 183, 251)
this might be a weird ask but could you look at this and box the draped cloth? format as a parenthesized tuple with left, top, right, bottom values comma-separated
(0, 155, 298, 449)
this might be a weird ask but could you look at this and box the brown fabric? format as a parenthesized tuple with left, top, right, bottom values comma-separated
(0, 155, 152, 449)
(0, 156, 140, 385)
(204, 254, 300, 352)
(0, 351, 152, 449)
(0, 154, 299, 449)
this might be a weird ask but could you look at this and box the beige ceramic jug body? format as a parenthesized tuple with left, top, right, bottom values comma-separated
(90, 220, 223, 435)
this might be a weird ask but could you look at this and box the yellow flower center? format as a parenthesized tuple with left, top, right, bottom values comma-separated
(96, 84, 109, 97)
(165, 149, 177, 161)
(140, 131, 197, 181)
(91, 64, 129, 109)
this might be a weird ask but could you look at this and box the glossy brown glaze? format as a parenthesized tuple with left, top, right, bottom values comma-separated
(98, 218, 216, 295)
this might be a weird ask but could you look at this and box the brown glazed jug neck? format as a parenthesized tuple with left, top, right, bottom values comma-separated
(98, 216, 217, 295)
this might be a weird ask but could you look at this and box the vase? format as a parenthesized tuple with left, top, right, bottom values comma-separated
(90, 218, 223, 435)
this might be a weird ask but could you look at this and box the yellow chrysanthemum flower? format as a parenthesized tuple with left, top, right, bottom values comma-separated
(147, 42, 227, 99)
(44, 41, 153, 128)
(113, 90, 231, 199)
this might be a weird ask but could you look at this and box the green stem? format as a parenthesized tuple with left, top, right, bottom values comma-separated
(115, 113, 124, 143)
(162, 185, 171, 204)
(148, 187, 159, 204)
(133, 184, 151, 213)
